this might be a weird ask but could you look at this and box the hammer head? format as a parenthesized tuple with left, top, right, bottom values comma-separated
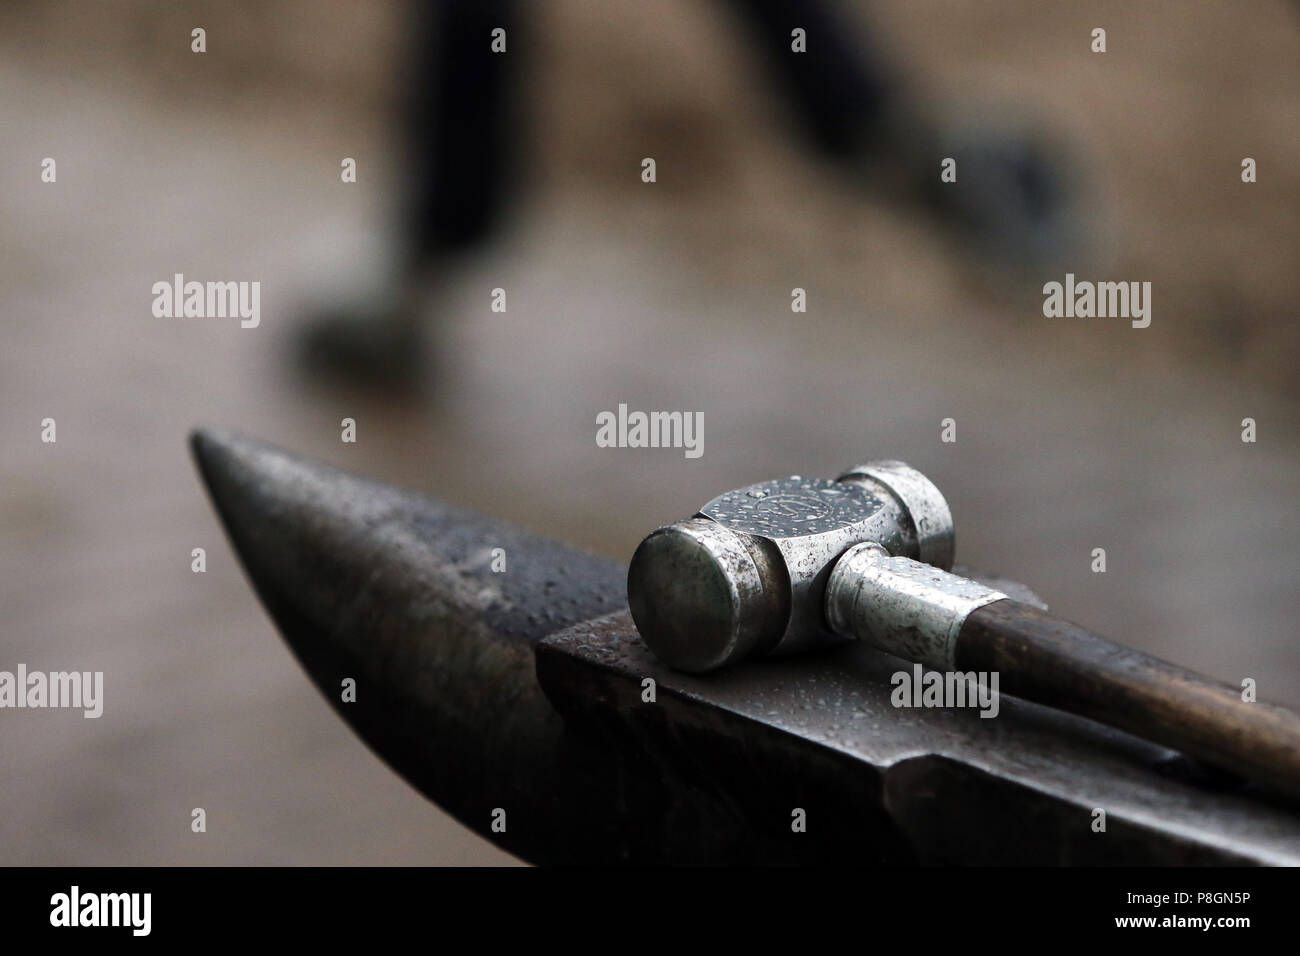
(627, 461, 955, 672)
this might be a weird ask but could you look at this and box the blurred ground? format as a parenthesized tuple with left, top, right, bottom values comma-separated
(0, 1, 1297, 865)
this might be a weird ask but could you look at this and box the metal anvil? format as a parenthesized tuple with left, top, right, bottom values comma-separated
(190, 429, 1300, 865)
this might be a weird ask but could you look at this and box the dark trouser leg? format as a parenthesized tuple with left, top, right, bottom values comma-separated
(400, 0, 523, 274)
(723, 0, 897, 161)
(297, 0, 524, 388)
(725, 0, 1081, 270)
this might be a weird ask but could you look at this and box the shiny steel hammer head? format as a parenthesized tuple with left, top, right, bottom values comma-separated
(627, 461, 954, 672)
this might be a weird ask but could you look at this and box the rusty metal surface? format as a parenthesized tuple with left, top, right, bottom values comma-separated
(537, 612, 1300, 865)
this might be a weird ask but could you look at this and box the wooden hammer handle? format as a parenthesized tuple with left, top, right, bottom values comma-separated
(957, 599, 1300, 798)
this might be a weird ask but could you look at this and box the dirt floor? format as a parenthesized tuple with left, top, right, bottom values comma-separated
(1, 1, 1297, 864)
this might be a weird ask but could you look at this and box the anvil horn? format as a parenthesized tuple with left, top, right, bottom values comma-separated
(189, 427, 636, 864)
(191, 429, 1300, 865)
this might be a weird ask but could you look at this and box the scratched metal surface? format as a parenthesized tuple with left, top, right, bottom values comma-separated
(539, 611, 1300, 865)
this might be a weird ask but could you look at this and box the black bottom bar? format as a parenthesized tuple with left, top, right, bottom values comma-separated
(2, 866, 1292, 942)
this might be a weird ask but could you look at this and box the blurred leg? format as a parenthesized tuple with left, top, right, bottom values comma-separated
(725, 0, 1084, 272)
(401, 0, 522, 271)
(723, 0, 898, 160)
(298, 0, 524, 389)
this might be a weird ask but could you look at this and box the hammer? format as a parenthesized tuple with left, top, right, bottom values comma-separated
(628, 461, 1300, 799)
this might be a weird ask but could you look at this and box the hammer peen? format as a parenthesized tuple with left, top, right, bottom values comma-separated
(628, 462, 1300, 800)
